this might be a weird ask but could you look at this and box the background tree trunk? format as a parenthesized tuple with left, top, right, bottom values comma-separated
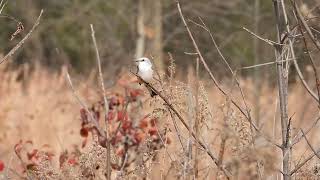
(135, 0, 145, 59)
(135, 0, 163, 70)
(253, 0, 261, 126)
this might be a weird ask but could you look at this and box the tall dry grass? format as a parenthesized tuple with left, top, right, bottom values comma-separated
(0, 62, 319, 179)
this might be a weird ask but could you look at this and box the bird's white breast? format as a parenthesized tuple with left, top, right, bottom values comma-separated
(138, 62, 153, 82)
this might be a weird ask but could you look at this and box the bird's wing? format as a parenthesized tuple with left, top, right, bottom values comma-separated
(135, 64, 139, 74)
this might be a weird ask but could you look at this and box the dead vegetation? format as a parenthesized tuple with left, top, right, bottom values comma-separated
(1, 1, 320, 180)
(0, 58, 319, 179)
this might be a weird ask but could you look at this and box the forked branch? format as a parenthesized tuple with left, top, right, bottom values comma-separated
(0, 10, 43, 65)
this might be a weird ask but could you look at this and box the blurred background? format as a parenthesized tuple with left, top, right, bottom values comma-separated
(1, 0, 318, 79)
(0, 0, 286, 77)
(1, 0, 320, 179)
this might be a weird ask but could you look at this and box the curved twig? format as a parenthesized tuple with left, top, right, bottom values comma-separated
(0, 10, 43, 65)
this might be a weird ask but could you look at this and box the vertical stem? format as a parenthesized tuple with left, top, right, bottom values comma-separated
(253, 0, 261, 125)
(272, 1, 290, 179)
(194, 57, 200, 178)
(90, 25, 111, 180)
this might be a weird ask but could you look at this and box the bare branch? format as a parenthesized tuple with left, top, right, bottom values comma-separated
(90, 24, 111, 180)
(291, 117, 320, 147)
(292, 1, 320, 104)
(65, 71, 105, 137)
(243, 27, 284, 46)
(293, 1, 320, 51)
(0, 0, 7, 14)
(0, 9, 43, 65)
(290, 130, 320, 176)
(241, 58, 296, 70)
(301, 130, 320, 160)
(177, 1, 249, 124)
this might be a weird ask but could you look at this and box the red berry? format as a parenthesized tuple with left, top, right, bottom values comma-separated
(0, 160, 4, 172)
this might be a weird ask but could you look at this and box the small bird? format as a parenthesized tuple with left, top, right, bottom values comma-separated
(134, 57, 157, 97)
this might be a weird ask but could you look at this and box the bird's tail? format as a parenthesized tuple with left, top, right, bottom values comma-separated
(145, 84, 157, 97)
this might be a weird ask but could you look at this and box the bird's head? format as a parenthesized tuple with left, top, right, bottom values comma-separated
(134, 57, 152, 67)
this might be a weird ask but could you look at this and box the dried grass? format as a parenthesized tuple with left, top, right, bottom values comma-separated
(0, 64, 319, 179)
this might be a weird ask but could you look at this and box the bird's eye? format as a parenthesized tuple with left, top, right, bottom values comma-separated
(142, 59, 145, 61)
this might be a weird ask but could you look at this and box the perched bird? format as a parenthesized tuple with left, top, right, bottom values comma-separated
(134, 57, 157, 97)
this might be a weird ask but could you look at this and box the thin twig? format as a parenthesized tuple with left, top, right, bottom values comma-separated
(65, 71, 105, 137)
(241, 58, 297, 70)
(90, 24, 111, 180)
(0, 0, 7, 14)
(293, 1, 320, 51)
(279, 20, 318, 106)
(243, 27, 284, 46)
(190, 18, 252, 120)
(116, 153, 128, 180)
(301, 130, 320, 160)
(194, 56, 200, 178)
(154, 122, 175, 162)
(0, 9, 43, 65)
(290, 147, 320, 176)
(291, 117, 320, 147)
(169, 109, 186, 152)
(177, 1, 249, 125)
(0, 0, 3, 9)
(292, 1, 320, 104)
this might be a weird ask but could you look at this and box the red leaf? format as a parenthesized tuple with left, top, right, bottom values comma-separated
(59, 151, 68, 168)
(165, 137, 171, 144)
(94, 110, 100, 121)
(139, 118, 149, 129)
(116, 148, 124, 157)
(134, 132, 145, 144)
(80, 127, 89, 138)
(117, 111, 128, 121)
(107, 111, 115, 122)
(122, 120, 132, 131)
(0, 160, 4, 172)
(67, 158, 78, 166)
(130, 89, 144, 101)
(108, 97, 118, 109)
(27, 149, 38, 160)
(80, 108, 87, 122)
(150, 118, 157, 127)
(111, 132, 123, 146)
(117, 95, 125, 105)
(81, 137, 88, 148)
(14, 140, 23, 155)
(148, 127, 157, 136)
